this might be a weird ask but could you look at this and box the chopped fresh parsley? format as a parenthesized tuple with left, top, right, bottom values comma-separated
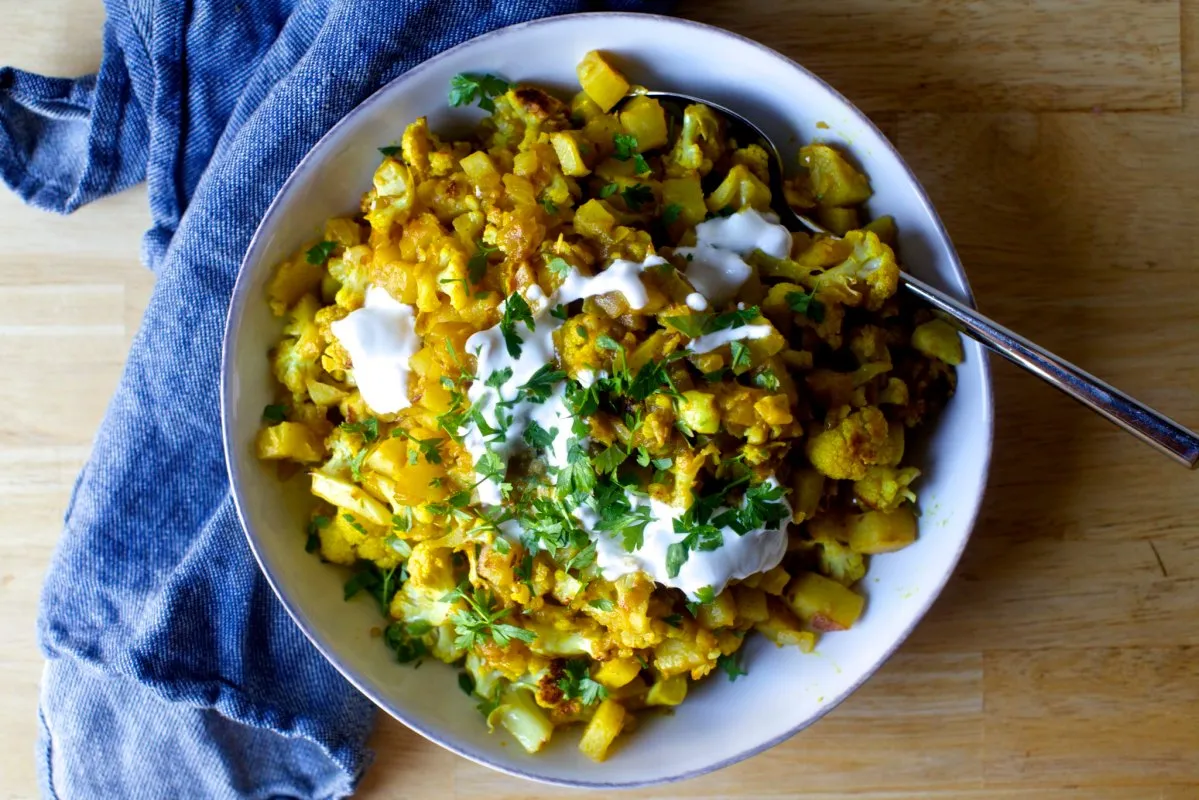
(305, 514, 330, 552)
(378, 145, 402, 157)
(391, 429, 444, 464)
(662, 305, 760, 339)
(753, 369, 781, 392)
(343, 561, 402, 616)
(694, 585, 716, 605)
(620, 183, 654, 211)
(612, 133, 638, 160)
(661, 203, 683, 225)
(717, 652, 748, 681)
(342, 513, 367, 535)
(499, 292, 535, 358)
(391, 509, 412, 532)
(444, 583, 537, 650)
(549, 303, 568, 320)
(557, 658, 608, 705)
(262, 403, 288, 423)
(663, 613, 683, 628)
(588, 598, 615, 612)
(592, 444, 628, 475)
(710, 480, 790, 535)
(598, 182, 619, 199)
(518, 364, 566, 403)
(729, 340, 752, 371)
(448, 72, 510, 113)
(305, 240, 337, 265)
(341, 417, 379, 443)
(383, 621, 428, 665)
(458, 671, 476, 696)
(347, 449, 368, 481)
(468, 240, 499, 284)
(595, 334, 621, 351)
(540, 196, 558, 215)
(785, 289, 826, 323)
(523, 420, 557, 450)
(592, 480, 653, 552)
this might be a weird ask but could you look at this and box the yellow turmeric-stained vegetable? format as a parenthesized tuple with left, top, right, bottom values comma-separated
(255, 422, 325, 463)
(618, 95, 669, 151)
(579, 698, 627, 761)
(847, 507, 919, 554)
(911, 319, 965, 365)
(784, 572, 866, 632)
(576, 50, 630, 113)
(800, 143, 873, 206)
(254, 54, 957, 759)
(645, 673, 688, 706)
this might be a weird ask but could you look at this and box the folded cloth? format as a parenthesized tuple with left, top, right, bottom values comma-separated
(0, 1, 669, 797)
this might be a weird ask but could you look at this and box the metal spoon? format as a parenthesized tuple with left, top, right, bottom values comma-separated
(621, 91, 1198, 468)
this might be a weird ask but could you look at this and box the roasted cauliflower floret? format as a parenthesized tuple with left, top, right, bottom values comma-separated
(665, 103, 724, 177)
(805, 406, 899, 480)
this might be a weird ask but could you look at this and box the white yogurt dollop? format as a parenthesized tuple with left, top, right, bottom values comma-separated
(677, 209, 793, 305)
(578, 478, 792, 600)
(329, 286, 420, 414)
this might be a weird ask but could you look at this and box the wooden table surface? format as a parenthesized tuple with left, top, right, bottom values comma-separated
(2, 1, 1197, 798)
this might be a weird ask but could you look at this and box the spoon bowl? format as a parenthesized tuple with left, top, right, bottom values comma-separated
(622, 91, 1199, 468)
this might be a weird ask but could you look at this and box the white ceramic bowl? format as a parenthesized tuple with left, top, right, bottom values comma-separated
(221, 12, 994, 788)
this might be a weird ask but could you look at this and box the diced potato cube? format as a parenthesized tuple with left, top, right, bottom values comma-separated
(733, 586, 769, 623)
(578, 698, 626, 762)
(305, 379, 346, 408)
(696, 590, 738, 629)
(790, 468, 824, 523)
(363, 437, 407, 479)
(848, 507, 918, 554)
(800, 144, 873, 206)
(911, 319, 964, 365)
(816, 206, 859, 236)
(594, 657, 642, 690)
(679, 390, 720, 434)
(324, 217, 362, 248)
(549, 131, 591, 177)
(660, 176, 707, 227)
(619, 95, 668, 150)
(645, 674, 688, 707)
(753, 395, 793, 426)
(576, 50, 630, 113)
(754, 598, 815, 650)
(573, 199, 617, 240)
(862, 215, 897, 246)
(785, 572, 866, 632)
(459, 150, 501, 191)
(309, 472, 391, 526)
(255, 422, 324, 463)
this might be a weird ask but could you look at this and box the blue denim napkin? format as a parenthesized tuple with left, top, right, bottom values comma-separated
(1, 1, 668, 797)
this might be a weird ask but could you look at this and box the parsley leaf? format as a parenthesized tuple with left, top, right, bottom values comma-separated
(383, 621, 428, 665)
(592, 481, 653, 552)
(661, 203, 683, 225)
(458, 671, 476, 696)
(628, 360, 679, 401)
(598, 182, 619, 199)
(588, 598, 615, 612)
(262, 403, 288, 423)
(444, 582, 537, 650)
(661, 314, 705, 338)
(729, 340, 752, 371)
(540, 196, 558, 215)
(786, 289, 826, 323)
(632, 153, 650, 175)
(306, 241, 337, 265)
(595, 334, 621, 351)
(518, 364, 566, 403)
(342, 513, 367, 535)
(753, 369, 780, 392)
(549, 303, 568, 320)
(620, 183, 654, 211)
(663, 613, 683, 628)
(378, 145, 402, 157)
(592, 444, 628, 475)
(523, 420, 556, 450)
(717, 652, 748, 681)
(499, 293, 535, 358)
(557, 658, 608, 706)
(343, 561, 402, 616)
(612, 132, 639, 160)
(341, 417, 379, 443)
(392, 429, 444, 464)
(305, 515, 329, 553)
(448, 73, 510, 113)
(468, 240, 499, 284)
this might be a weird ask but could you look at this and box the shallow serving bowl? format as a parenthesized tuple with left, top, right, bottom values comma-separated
(221, 11, 994, 788)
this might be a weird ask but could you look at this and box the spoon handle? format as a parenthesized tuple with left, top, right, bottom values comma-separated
(900, 271, 1199, 468)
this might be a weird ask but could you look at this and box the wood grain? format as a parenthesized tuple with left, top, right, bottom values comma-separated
(3, 1, 1199, 799)
(685, 0, 1183, 113)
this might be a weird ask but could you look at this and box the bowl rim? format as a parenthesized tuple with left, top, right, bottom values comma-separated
(220, 10, 995, 789)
